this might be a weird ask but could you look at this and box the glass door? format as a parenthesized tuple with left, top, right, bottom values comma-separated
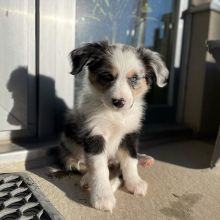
(74, 0, 188, 124)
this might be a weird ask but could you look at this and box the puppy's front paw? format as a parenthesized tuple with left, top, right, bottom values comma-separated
(125, 178, 148, 196)
(91, 190, 116, 212)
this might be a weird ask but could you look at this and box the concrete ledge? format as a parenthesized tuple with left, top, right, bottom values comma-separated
(0, 141, 59, 169)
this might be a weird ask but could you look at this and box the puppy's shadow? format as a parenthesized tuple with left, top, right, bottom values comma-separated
(34, 167, 92, 208)
(6, 66, 93, 207)
(33, 162, 128, 208)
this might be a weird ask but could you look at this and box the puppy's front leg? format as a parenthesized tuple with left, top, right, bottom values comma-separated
(117, 133, 147, 196)
(84, 135, 116, 212)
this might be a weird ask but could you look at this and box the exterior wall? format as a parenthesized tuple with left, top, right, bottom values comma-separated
(184, 11, 210, 134)
(201, 11, 220, 135)
(183, 5, 220, 136)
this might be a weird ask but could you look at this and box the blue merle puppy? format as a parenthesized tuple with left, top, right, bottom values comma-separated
(60, 41, 168, 212)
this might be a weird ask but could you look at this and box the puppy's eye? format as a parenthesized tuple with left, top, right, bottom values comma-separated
(129, 74, 139, 87)
(98, 73, 114, 83)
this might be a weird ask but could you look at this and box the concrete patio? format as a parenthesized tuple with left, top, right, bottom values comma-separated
(0, 139, 220, 220)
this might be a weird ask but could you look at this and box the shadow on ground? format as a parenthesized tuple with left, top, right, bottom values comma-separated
(37, 167, 92, 208)
(139, 139, 213, 169)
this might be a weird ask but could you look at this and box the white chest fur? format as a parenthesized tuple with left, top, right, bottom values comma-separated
(82, 101, 144, 158)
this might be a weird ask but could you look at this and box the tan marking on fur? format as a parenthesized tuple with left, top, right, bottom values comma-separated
(88, 72, 106, 92)
(117, 147, 130, 158)
(126, 70, 149, 97)
(132, 77, 149, 97)
(127, 70, 136, 78)
(111, 68, 118, 77)
(89, 70, 117, 93)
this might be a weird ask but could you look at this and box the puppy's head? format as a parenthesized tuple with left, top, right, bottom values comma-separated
(70, 41, 169, 111)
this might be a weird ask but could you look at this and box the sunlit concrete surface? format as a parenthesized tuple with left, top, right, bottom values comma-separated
(1, 140, 220, 220)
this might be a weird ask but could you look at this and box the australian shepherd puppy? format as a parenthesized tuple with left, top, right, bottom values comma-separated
(60, 41, 168, 212)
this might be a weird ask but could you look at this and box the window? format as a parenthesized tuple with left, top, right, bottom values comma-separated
(75, 0, 175, 105)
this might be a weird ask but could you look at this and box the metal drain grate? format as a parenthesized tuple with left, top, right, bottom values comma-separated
(0, 173, 64, 220)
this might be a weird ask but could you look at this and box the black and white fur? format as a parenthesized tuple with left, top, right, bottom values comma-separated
(60, 41, 168, 212)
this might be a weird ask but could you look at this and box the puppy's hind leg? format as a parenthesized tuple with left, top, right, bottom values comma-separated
(61, 110, 87, 174)
(60, 141, 87, 174)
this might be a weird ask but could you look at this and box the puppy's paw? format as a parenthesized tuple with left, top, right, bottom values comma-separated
(138, 154, 155, 168)
(63, 155, 87, 174)
(125, 178, 148, 196)
(91, 191, 116, 212)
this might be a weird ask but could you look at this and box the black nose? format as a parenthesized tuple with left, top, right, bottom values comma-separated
(112, 98, 125, 108)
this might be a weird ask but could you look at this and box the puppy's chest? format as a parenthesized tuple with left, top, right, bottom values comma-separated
(104, 110, 140, 135)
(98, 110, 142, 157)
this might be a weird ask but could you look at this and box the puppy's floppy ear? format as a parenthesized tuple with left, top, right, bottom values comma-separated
(69, 41, 109, 75)
(69, 47, 90, 75)
(137, 48, 169, 87)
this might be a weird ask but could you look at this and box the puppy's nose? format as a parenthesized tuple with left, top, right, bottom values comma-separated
(112, 98, 125, 108)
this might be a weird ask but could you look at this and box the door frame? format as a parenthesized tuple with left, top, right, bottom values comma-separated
(37, 0, 75, 138)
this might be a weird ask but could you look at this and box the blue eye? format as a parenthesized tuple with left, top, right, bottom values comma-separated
(129, 74, 139, 86)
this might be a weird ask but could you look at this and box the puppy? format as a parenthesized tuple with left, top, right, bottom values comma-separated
(60, 41, 168, 212)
